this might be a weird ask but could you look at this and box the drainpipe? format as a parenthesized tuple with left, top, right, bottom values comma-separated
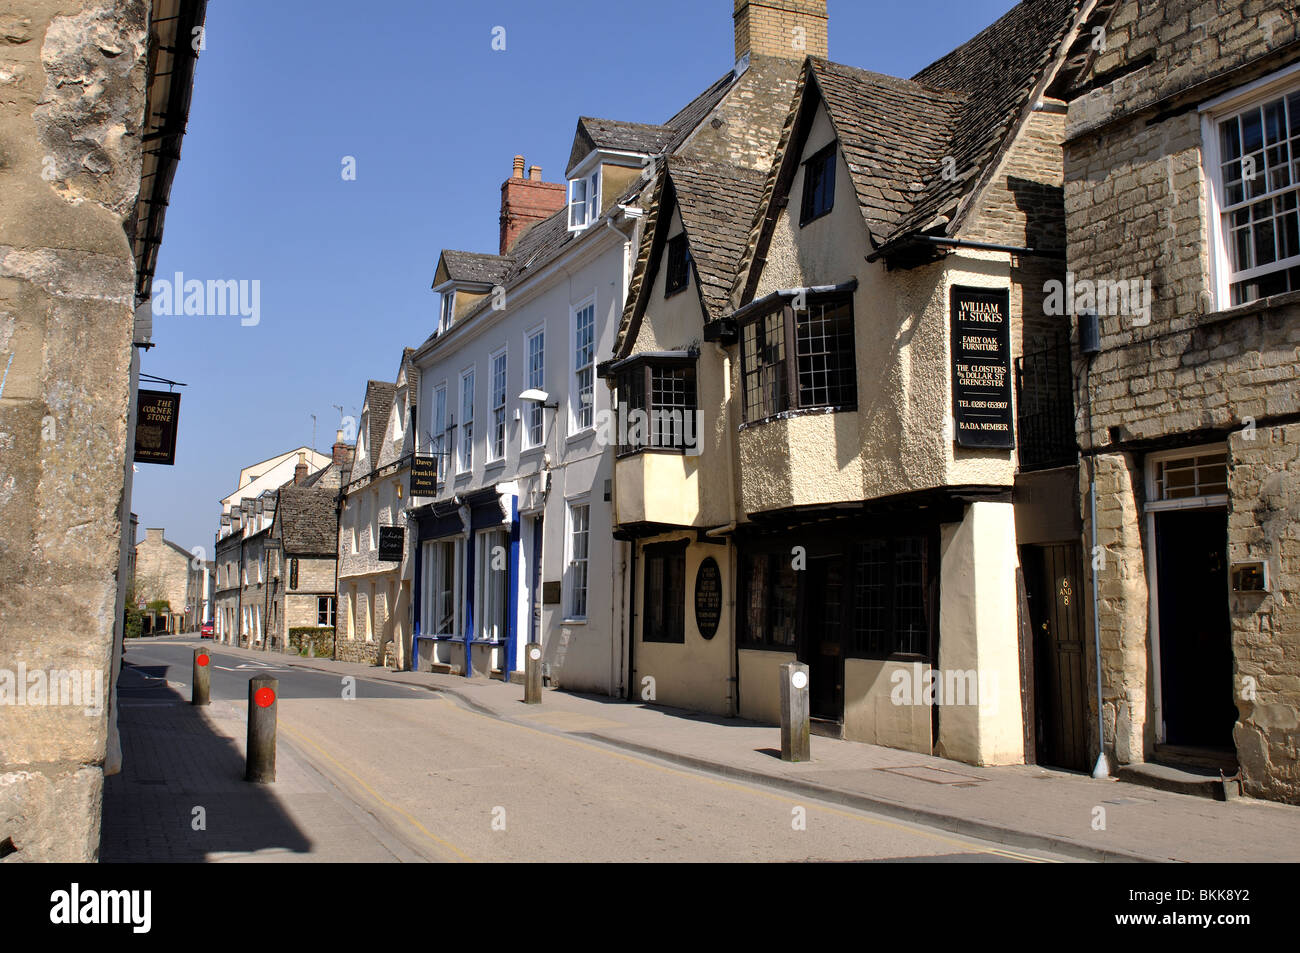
(708, 341, 741, 718)
(1081, 310, 1109, 779)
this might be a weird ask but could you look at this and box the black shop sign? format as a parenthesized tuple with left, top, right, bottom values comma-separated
(694, 557, 722, 640)
(134, 390, 181, 465)
(409, 456, 439, 496)
(378, 526, 404, 562)
(950, 286, 1014, 450)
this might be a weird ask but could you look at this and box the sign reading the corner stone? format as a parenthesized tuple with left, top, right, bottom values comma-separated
(694, 557, 722, 640)
(134, 390, 181, 465)
(950, 286, 1014, 450)
(378, 526, 404, 562)
(409, 456, 439, 496)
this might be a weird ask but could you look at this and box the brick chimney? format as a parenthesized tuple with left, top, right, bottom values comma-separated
(294, 451, 308, 485)
(332, 429, 353, 466)
(734, 0, 827, 63)
(500, 154, 565, 255)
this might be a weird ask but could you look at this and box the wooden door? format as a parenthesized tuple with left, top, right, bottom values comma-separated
(1025, 543, 1089, 771)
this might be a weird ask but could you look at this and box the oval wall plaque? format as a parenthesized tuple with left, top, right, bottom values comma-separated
(694, 557, 722, 640)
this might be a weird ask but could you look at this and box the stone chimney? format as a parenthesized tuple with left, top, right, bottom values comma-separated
(500, 154, 565, 255)
(294, 451, 308, 485)
(332, 429, 354, 467)
(734, 0, 827, 63)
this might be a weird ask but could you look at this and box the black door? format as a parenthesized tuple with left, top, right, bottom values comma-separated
(800, 555, 844, 722)
(1024, 543, 1089, 771)
(1155, 508, 1235, 747)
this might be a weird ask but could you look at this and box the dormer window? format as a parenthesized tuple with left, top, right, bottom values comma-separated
(568, 170, 601, 231)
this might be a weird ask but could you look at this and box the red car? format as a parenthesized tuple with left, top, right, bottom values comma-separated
(200, 621, 214, 639)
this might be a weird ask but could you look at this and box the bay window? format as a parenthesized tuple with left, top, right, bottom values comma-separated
(740, 293, 856, 423)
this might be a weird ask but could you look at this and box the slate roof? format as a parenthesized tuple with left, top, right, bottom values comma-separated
(276, 486, 338, 556)
(415, 68, 742, 354)
(437, 249, 513, 287)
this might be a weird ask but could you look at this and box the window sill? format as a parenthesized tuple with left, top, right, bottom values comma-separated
(566, 426, 596, 444)
(484, 459, 506, 471)
(562, 617, 588, 626)
(739, 404, 856, 431)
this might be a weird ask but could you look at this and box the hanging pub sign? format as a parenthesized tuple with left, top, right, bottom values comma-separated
(409, 456, 439, 496)
(950, 286, 1014, 450)
(134, 390, 181, 465)
(378, 526, 404, 562)
(694, 556, 723, 640)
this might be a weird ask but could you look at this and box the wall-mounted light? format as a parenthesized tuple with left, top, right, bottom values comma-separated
(519, 388, 559, 409)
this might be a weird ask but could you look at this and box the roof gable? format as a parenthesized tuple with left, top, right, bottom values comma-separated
(275, 486, 338, 556)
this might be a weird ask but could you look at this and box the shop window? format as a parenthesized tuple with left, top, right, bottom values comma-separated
(740, 552, 798, 649)
(476, 528, 509, 642)
(850, 537, 929, 657)
(643, 542, 687, 643)
(422, 539, 462, 637)
(740, 295, 856, 422)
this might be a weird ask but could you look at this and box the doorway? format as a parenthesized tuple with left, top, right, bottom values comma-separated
(1023, 543, 1088, 771)
(1154, 508, 1235, 748)
(799, 555, 845, 723)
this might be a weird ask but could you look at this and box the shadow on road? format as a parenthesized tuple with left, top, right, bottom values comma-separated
(101, 657, 312, 862)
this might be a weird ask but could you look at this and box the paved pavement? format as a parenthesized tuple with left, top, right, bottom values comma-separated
(107, 636, 1300, 863)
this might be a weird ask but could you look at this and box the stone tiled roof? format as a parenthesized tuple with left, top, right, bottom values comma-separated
(438, 249, 513, 286)
(730, 0, 1081, 300)
(902, 0, 1082, 240)
(568, 117, 676, 173)
(363, 380, 395, 475)
(669, 159, 769, 319)
(276, 486, 338, 556)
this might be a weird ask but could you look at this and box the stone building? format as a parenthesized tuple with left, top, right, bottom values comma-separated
(337, 355, 415, 668)
(267, 449, 349, 655)
(612, 0, 1086, 767)
(0, 0, 205, 861)
(1062, 0, 1300, 802)
(133, 527, 196, 632)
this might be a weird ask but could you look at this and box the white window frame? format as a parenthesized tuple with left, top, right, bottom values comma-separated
(524, 325, 545, 449)
(1141, 443, 1230, 745)
(565, 499, 591, 622)
(489, 347, 508, 463)
(458, 367, 475, 474)
(570, 297, 596, 434)
(439, 288, 456, 332)
(433, 382, 448, 484)
(421, 537, 465, 638)
(1201, 60, 1300, 309)
(567, 169, 600, 231)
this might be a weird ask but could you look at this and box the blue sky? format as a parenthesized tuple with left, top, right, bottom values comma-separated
(135, 0, 1019, 556)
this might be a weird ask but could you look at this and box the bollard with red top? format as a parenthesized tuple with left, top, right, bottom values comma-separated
(192, 648, 211, 706)
(245, 675, 278, 783)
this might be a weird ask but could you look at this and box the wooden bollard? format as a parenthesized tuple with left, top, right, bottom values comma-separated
(780, 661, 811, 763)
(524, 642, 542, 704)
(192, 648, 211, 706)
(245, 675, 278, 783)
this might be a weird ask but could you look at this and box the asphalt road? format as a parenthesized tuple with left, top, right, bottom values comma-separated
(116, 637, 1076, 863)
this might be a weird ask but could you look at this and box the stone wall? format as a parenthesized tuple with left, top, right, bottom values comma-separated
(1228, 424, 1300, 802)
(0, 0, 150, 862)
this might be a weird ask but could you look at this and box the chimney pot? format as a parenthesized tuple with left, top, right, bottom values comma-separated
(513, 155, 526, 178)
(529, 165, 542, 181)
